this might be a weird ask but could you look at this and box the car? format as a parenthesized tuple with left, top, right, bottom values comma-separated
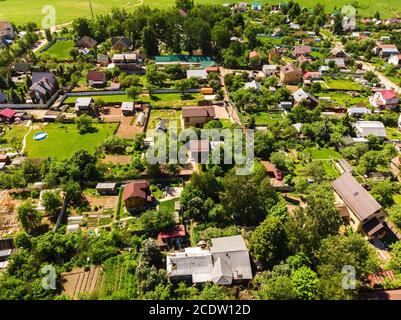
(274, 170, 283, 181)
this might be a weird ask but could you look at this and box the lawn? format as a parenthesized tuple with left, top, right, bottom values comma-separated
(323, 77, 364, 91)
(315, 91, 369, 106)
(41, 39, 74, 60)
(25, 123, 118, 159)
(0, 125, 29, 150)
(147, 109, 182, 132)
(249, 112, 284, 125)
(386, 127, 401, 140)
(320, 160, 339, 178)
(65, 93, 202, 109)
(308, 148, 341, 160)
(2, 0, 399, 25)
(159, 198, 178, 214)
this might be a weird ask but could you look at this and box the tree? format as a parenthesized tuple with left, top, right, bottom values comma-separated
(199, 283, 230, 300)
(42, 191, 62, 222)
(139, 209, 175, 234)
(44, 29, 52, 42)
(388, 241, 401, 273)
(291, 266, 319, 300)
(75, 115, 93, 133)
(370, 179, 399, 208)
(250, 216, 288, 268)
(174, 79, 192, 97)
(103, 136, 128, 154)
(142, 25, 159, 57)
(72, 18, 91, 37)
(126, 85, 142, 105)
(17, 201, 42, 233)
(176, 0, 194, 11)
(145, 64, 167, 87)
(212, 24, 231, 50)
(14, 232, 32, 249)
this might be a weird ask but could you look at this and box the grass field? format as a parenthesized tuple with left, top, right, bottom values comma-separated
(308, 147, 341, 160)
(41, 39, 74, 60)
(250, 112, 284, 125)
(0, 125, 29, 150)
(323, 77, 364, 91)
(25, 123, 118, 159)
(1, 0, 400, 26)
(147, 109, 182, 131)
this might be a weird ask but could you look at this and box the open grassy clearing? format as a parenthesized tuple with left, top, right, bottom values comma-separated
(1, 0, 399, 26)
(147, 109, 182, 131)
(0, 125, 29, 150)
(250, 112, 284, 125)
(315, 91, 369, 106)
(40, 39, 74, 60)
(308, 147, 341, 160)
(323, 77, 364, 91)
(386, 127, 401, 140)
(25, 123, 118, 159)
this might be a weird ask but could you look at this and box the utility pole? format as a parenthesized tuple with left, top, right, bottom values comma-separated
(89, 0, 94, 19)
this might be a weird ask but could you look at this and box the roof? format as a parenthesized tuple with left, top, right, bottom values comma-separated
(123, 180, 150, 201)
(379, 90, 397, 100)
(303, 71, 321, 79)
(249, 51, 260, 58)
(331, 172, 382, 222)
(75, 97, 93, 107)
(13, 62, 32, 73)
(121, 102, 134, 111)
(0, 108, 16, 118)
(96, 182, 117, 189)
(186, 69, 208, 79)
(261, 160, 277, 173)
(281, 63, 301, 75)
(210, 235, 248, 253)
(293, 45, 311, 55)
(158, 224, 186, 240)
(348, 107, 371, 114)
(32, 72, 57, 87)
(87, 71, 105, 82)
(111, 37, 132, 48)
(182, 106, 215, 118)
(76, 36, 98, 48)
(189, 140, 210, 153)
(167, 248, 213, 283)
(292, 88, 317, 103)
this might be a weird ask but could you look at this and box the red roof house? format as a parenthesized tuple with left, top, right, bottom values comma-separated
(369, 90, 399, 110)
(0, 108, 17, 122)
(123, 181, 152, 210)
(157, 224, 186, 247)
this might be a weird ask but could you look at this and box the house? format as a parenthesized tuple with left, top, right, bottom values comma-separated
(280, 101, 293, 110)
(303, 71, 322, 82)
(235, 2, 248, 12)
(292, 45, 311, 57)
(166, 235, 252, 286)
(0, 154, 10, 165)
(43, 110, 64, 122)
(319, 65, 330, 73)
(29, 72, 58, 104)
(325, 58, 346, 68)
(76, 36, 98, 49)
(98, 54, 110, 67)
(111, 37, 133, 51)
(123, 180, 152, 210)
(0, 90, 6, 103)
(186, 69, 208, 81)
(292, 88, 318, 108)
(375, 44, 399, 58)
(354, 121, 386, 138)
(389, 54, 401, 67)
(297, 55, 312, 65)
(331, 47, 350, 61)
(347, 107, 371, 117)
(244, 80, 261, 91)
(111, 53, 141, 70)
(332, 172, 386, 239)
(87, 71, 106, 87)
(96, 183, 118, 195)
(369, 90, 399, 110)
(280, 64, 302, 85)
(0, 108, 17, 123)
(268, 48, 282, 62)
(0, 21, 13, 39)
(157, 224, 186, 248)
(262, 64, 278, 76)
(74, 97, 94, 113)
(189, 140, 210, 163)
(251, 2, 263, 10)
(121, 102, 134, 116)
(206, 66, 219, 73)
(181, 106, 215, 128)
(13, 63, 32, 74)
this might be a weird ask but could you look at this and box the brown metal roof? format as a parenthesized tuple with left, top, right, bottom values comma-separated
(123, 181, 150, 201)
(331, 173, 382, 222)
(182, 106, 215, 118)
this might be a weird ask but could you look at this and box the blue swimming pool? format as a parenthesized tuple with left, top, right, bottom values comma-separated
(33, 132, 48, 141)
